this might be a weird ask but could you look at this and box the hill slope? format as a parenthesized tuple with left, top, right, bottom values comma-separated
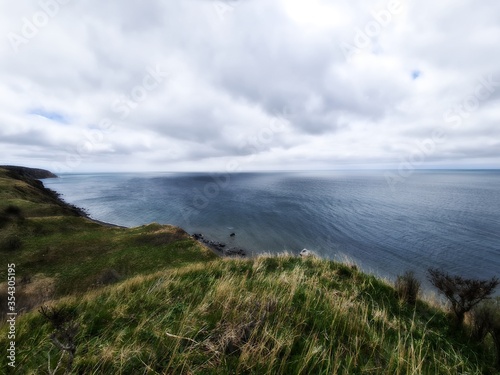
(0, 167, 216, 311)
(0, 165, 57, 180)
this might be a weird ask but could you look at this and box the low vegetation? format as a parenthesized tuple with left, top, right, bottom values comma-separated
(0, 167, 216, 318)
(2, 256, 498, 374)
(395, 270, 421, 305)
(428, 268, 499, 327)
(471, 298, 500, 369)
(39, 305, 79, 375)
(1, 167, 499, 374)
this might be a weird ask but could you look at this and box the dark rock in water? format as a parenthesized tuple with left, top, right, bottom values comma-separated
(224, 247, 246, 257)
(191, 232, 246, 257)
(230, 233, 236, 237)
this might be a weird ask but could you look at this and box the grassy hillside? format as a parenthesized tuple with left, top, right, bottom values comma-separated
(1, 167, 498, 374)
(3, 256, 498, 374)
(0, 167, 216, 312)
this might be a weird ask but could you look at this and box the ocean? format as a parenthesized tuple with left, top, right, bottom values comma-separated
(43, 170, 500, 284)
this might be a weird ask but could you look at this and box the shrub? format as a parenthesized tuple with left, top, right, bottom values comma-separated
(1, 236, 23, 251)
(4, 205, 22, 216)
(428, 268, 499, 327)
(484, 298, 500, 369)
(395, 271, 421, 305)
(39, 305, 79, 375)
(472, 298, 500, 369)
(3, 205, 25, 225)
(470, 303, 494, 342)
(0, 214, 9, 229)
(493, 323, 500, 369)
(95, 269, 121, 286)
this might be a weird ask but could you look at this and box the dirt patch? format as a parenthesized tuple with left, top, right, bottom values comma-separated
(0, 274, 56, 321)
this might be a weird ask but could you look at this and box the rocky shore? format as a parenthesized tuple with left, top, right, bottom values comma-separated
(192, 233, 247, 257)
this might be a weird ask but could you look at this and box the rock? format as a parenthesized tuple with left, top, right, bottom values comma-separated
(192, 232, 246, 257)
(230, 233, 236, 237)
(224, 247, 246, 257)
(300, 248, 313, 257)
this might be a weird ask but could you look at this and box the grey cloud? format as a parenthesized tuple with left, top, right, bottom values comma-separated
(0, 0, 499, 171)
(0, 129, 55, 148)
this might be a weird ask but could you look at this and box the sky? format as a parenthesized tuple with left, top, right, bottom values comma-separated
(0, 0, 499, 173)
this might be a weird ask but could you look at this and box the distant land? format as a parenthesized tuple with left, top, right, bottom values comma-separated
(0, 165, 57, 180)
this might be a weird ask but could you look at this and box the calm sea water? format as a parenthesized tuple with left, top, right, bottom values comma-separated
(43, 170, 500, 284)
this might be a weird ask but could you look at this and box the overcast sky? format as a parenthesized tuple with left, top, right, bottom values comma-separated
(0, 0, 499, 172)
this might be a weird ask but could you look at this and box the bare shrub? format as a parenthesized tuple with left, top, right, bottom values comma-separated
(39, 305, 79, 375)
(395, 271, 421, 305)
(428, 268, 499, 327)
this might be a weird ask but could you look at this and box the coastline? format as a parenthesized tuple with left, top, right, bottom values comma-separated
(36, 169, 500, 285)
(31, 168, 500, 295)
(8, 166, 246, 257)
(43, 181, 247, 256)
(39, 179, 127, 229)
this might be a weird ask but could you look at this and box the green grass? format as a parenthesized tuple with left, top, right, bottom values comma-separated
(2, 256, 498, 374)
(0, 167, 499, 374)
(0, 167, 216, 306)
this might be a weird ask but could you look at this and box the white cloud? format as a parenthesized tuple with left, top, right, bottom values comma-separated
(0, 0, 499, 172)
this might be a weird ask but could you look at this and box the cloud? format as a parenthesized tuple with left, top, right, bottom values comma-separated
(0, 0, 499, 172)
